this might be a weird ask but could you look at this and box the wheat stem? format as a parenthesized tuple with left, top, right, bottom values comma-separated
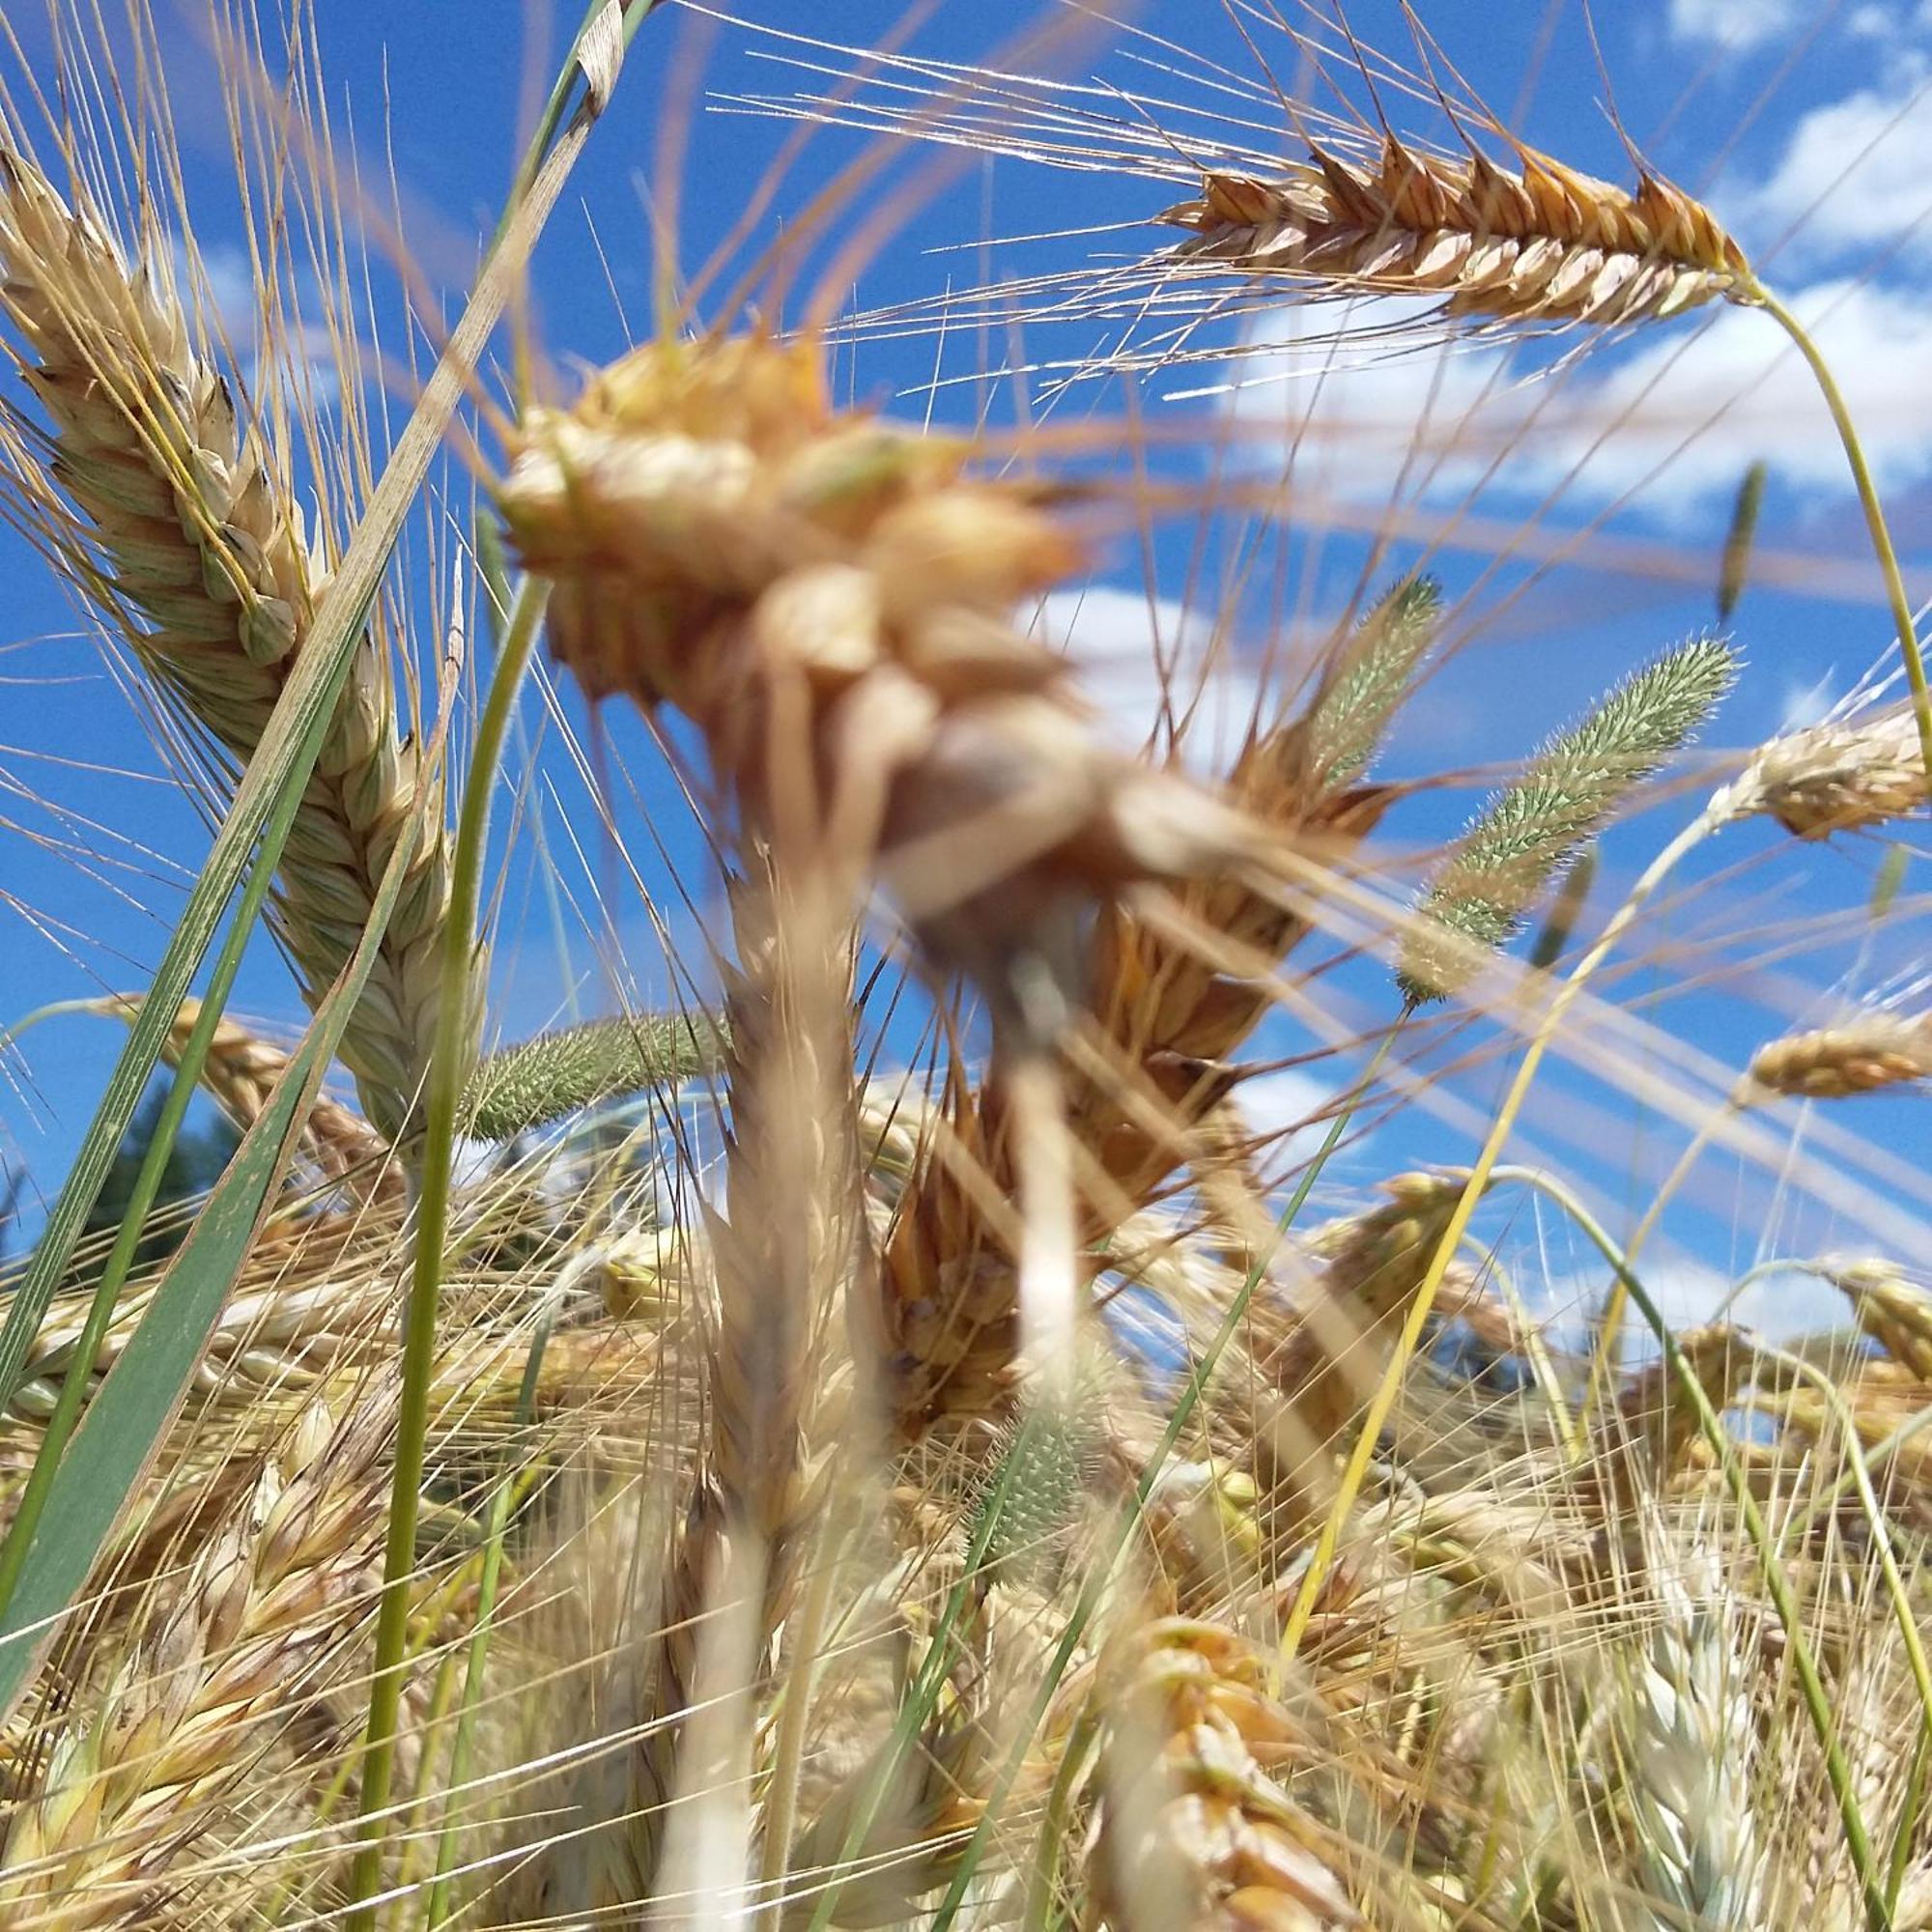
(347, 578, 546, 1922)
(421, 1299, 559, 1931)
(1749, 285, 1932, 792)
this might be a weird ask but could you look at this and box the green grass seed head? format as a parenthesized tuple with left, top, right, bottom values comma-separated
(1398, 636, 1738, 1005)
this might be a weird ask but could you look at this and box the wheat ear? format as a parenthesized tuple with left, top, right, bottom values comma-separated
(85, 994, 401, 1205)
(1619, 1529, 1766, 1930)
(1088, 1618, 1358, 1930)
(877, 583, 1432, 1436)
(0, 149, 467, 1140)
(1745, 1013, 1932, 1100)
(0, 1395, 390, 1927)
(1713, 707, 1930, 837)
(1159, 136, 1747, 326)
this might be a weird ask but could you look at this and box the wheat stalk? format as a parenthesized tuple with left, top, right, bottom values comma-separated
(0, 149, 467, 1140)
(1746, 1012, 1932, 1100)
(1159, 135, 1748, 326)
(0, 1393, 390, 1927)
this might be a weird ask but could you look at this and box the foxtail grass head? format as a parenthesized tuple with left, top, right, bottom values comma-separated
(1398, 637, 1738, 1005)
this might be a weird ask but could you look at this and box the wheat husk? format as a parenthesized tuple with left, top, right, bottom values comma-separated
(1089, 1618, 1358, 1930)
(1159, 136, 1749, 327)
(0, 149, 466, 1140)
(85, 994, 401, 1207)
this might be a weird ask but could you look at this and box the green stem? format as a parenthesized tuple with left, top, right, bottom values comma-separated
(1494, 1166, 1891, 1932)
(422, 1297, 559, 1930)
(347, 580, 547, 1925)
(1751, 284, 1932, 790)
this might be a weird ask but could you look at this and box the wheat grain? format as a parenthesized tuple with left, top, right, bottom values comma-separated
(1830, 1262, 1932, 1378)
(1746, 1012, 1932, 1100)
(1159, 136, 1750, 327)
(0, 149, 466, 1140)
(1619, 1529, 1766, 1930)
(85, 995, 400, 1207)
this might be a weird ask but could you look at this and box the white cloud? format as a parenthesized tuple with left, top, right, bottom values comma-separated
(1219, 279, 1932, 514)
(1537, 1259, 1839, 1352)
(1740, 69, 1932, 263)
(1036, 584, 1276, 773)
(1669, 0, 1800, 47)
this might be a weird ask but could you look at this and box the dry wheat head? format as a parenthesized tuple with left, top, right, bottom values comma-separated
(1746, 1012, 1932, 1100)
(1158, 135, 1750, 327)
(0, 150, 467, 1140)
(1712, 707, 1929, 837)
(1089, 1618, 1358, 1930)
(0, 1394, 389, 1927)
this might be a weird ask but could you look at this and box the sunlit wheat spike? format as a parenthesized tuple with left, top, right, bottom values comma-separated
(1398, 637, 1738, 1004)
(1712, 705, 1930, 837)
(1829, 1261, 1932, 1378)
(0, 1394, 390, 1925)
(464, 1010, 730, 1141)
(498, 327, 1265, 1040)
(1089, 1618, 1359, 1930)
(84, 993, 400, 1206)
(1618, 1525, 1766, 1930)
(1158, 135, 1751, 327)
(0, 147, 466, 1141)
(1745, 1011, 1932, 1099)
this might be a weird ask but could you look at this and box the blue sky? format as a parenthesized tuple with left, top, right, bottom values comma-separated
(2, 0, 1928, 1333)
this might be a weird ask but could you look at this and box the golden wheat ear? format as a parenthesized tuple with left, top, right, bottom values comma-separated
(1157, 135, 1749, 327)
(0, 149, 468, 1141)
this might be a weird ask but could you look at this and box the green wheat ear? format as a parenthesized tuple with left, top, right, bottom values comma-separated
(1306, 574, 1443, 788)
(465, 1012, 729, 1141)
(964, 1396, 1097, 1592)
(1398, 637, 1738, 1006)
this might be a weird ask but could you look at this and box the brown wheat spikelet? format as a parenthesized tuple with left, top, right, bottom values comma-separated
(875, 666, 1395, 1437)
(1159, 134, 1750, 327)
(1088, 1618, 1358, 1930)
(1712, 706, 1929, 837)
(0, 149, 466, 1140)
(0, 1394, 391, 1926)
(87, 995, 401, 1207)
(1831, 1262, 1932, 1379)
(1745, 1012, 1932, 1100)
(498, 329, 1263, 1027)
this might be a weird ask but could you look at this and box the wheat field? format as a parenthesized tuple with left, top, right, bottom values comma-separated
(0, 2, 1928, 1927)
